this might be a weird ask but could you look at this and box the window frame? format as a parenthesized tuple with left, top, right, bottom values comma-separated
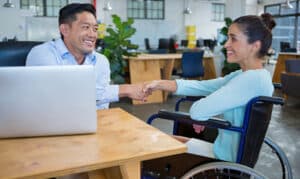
(20, 0, 68, 17)
(264, 1, 300, 51)
(211, 3, 225, 22)
(127, 0, 165, 20)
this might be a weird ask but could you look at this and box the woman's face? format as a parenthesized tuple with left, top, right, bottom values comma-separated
(224, 23, 257, 65)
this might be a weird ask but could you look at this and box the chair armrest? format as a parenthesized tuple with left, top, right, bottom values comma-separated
(282, 71, 300, 76)
(273, 83, 282, 89)
(255, 96, 284, 105)
(185, 96, 205, 101)
(157, 109, 231, 129)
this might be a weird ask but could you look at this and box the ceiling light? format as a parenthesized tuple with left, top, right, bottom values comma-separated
(183, 7, 192, 14)
(3, 0, 15, 8)
(184, 0, 192, 14)
(103, 2, 112, 11)
(281, 0, 293, 9)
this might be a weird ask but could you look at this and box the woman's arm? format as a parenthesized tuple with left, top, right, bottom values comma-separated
(144, 80, 177, 94)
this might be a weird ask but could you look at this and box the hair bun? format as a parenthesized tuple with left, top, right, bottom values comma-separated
(261, 13, 276, 30)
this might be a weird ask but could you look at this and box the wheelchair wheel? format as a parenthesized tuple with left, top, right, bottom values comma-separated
(181, 162, 268, 179)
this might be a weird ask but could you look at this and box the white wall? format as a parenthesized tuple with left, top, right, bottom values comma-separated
(96, 0, 226, 49)
(0, 0, 90, 41)
(0, 0, 263, 46)
(0, 6, 33, 40)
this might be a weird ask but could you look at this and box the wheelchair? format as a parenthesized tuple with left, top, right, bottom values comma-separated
(142, 96, 292, 179)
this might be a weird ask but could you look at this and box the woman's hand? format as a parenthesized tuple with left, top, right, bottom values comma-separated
(143, 80, 160, 95)
(143, 80, 177, 94)
(193, 124, 205, 134)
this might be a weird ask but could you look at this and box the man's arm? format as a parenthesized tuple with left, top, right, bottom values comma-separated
(119, 84, 147, 101)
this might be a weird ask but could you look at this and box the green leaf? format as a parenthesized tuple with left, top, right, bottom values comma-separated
(102, 14, 139, 84)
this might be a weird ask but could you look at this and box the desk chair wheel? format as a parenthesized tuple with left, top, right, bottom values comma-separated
(181, 162, 267, 179)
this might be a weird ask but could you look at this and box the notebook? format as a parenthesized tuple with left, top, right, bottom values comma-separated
(0, 65, 97, 138)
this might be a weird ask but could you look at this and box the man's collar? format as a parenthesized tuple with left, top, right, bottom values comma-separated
(55, 38, 97, 64)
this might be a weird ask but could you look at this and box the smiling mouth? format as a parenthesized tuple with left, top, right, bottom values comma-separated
(83, 40, 95, 47)
(227, 50, 234, 56)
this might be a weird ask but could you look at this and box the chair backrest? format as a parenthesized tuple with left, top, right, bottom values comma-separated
(239, 97, 278, 167)
(181, 51, 204, 78)
(181, 40, 188, 47)
(281, 59, 300, 98)
(148, 49, 168, 54)
(285, 59, 300, 73)
(144, 38, 151, 50)
(0, 41, 42, 66)
(158, 38, 170, 50)
(203, 39, 216, 51)
(196, 39, 203, 47)
(280, 41, 291, 52)
(173, 96, 283, 168)
(169, 38, 177, 53)
(281, 72, 300, 98)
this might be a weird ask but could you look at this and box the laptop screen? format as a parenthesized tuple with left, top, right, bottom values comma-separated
(0, 65, 97, 138)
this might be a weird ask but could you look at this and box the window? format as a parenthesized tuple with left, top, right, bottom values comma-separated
(127, 0, 165, 20)
(212, 3, 225, 22)
(265, 1, 300, 52)
(20, 0, 68, 17)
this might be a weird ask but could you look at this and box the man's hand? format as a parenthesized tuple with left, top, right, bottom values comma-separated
(143, 80, 177, 94)
(119, 84, 149, 102)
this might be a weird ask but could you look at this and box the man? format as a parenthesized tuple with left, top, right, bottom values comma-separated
(26, 3, 146, 109)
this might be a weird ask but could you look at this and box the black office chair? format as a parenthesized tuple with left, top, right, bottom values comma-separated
(148, 49, 168, 54)
(203, 39, 216, 51)
(142, 96, 292, 179)
(145, 38, 151, 50)
(280, 59, 300, 100)
(158, 38, 170, 50)
(196, 39, 203, 47)
(285, 59, 300, 73)
(0, 41, 42, 66)
(181, 40, 188, 47)
(280, 42, 290, 52)
(175, 51, 204, 79)
(169, 38, 177, 53)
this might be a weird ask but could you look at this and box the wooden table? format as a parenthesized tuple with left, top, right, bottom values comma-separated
(0, 108, 186, 179)
(272, 52, 300, 83)
(127, 53, 216, 104)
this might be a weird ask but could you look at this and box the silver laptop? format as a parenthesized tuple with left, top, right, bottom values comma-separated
(0, 65, 97, 138)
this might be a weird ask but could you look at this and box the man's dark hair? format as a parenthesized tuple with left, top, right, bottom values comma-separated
(58, 3, 96, 39)
(59, 3, 96, 25)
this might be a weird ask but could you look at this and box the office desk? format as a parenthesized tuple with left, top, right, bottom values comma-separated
(272, 53, 300, 83)
(0, 108, 186, 179)
(127, 53, 216, 104)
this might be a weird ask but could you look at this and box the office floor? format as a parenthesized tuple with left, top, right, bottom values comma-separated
(111, 64, 300, 179)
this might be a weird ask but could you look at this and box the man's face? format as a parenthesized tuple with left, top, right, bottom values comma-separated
(60, 11, 98, 56)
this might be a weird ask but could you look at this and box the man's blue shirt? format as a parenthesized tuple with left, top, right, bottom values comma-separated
(26, 38, 119, 109)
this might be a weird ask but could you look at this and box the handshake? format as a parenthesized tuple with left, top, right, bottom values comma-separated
(123, 80, 176, 102)
(123, 80, 163, 102)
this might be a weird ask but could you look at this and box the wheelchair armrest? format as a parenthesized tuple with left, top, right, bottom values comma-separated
(256, 96, 284, 105)
(157, 109, 231, 129)
(185, 96, 205, 101)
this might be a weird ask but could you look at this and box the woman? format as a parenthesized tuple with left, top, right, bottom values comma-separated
(143, 13, 276, 163)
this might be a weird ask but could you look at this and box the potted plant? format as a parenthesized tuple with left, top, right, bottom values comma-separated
(102, 14, 138, 84)
(220, 17, 240, 76)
